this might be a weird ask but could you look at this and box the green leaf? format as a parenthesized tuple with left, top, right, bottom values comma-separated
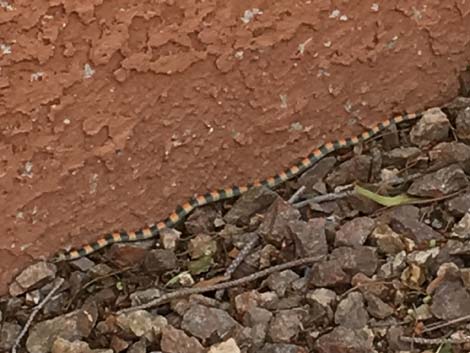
(437, 342, 453, 353)
(354, 184, 423, 207)
(188, 254, 214, 275)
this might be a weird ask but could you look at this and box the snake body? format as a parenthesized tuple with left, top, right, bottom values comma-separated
(55, 112, 421, 262)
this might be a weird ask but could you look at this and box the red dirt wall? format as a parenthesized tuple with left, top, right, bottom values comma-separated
(1, 0, 470, 295)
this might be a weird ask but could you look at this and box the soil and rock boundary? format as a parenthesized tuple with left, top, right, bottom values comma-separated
(1, 0, 470, 296)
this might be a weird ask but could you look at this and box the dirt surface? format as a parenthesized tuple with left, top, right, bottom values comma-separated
(1, 1, 470, 295)
(4, 98, 470, 353)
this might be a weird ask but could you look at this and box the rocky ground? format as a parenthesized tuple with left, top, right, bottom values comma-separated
(3, 93, 470, 352)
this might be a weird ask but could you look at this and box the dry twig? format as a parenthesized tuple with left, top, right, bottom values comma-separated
(12, 277, 64, 353)
(118, 255, 322, 314)
(400, 335, 470, 345)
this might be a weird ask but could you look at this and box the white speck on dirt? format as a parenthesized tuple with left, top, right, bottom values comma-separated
(329, 9, 340, 18)
(234, 50, 244, 60)
(16, 211, 24, 220)
(241, 8, 262, 24)
(279, 94, 288, 109)
(289, 122, 304, 131)
(22, 161, 33, 178)
(83, 63, 95, 79)
(30, 72, 45, 82)
(339, 15, 348, 21)
(0, 0, 13, 11)
(89, 173, 98, 194)
(297, 37, 312, 55)
(63, 118, 71, 125)
(371, 3, 379, 12)
(323, 40, 332, 48)
(0, 43, 12, 55)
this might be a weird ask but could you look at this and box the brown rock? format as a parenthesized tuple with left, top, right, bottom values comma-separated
(330, 246, 378, 277)
(408, 164, 468, 198)
(288, 218, 328, 258)
(386, 205, 443, 243)
(334, 292, 369, 329)
(160, 325, 205, 353)
(224, 186, 278, 225)
(325, 155, 372, 189)
(309, 260, 350, 288)
(335, 217, 375, 247)
(314, 326, 375, 353)
(410, 107, 450, 147)
(259, 199, 301, 247)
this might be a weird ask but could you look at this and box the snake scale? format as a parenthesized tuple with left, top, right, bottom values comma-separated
(54, 112, 422, 262)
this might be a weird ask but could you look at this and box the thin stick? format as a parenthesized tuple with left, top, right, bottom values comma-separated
(400, 335, 470, 345)
(12, 277, 64, 353)
(288, 185, 306, 204)
(422, 314, 470, 333)
(117, 255, 322, 314)
(293, 190, 354, 208)
(215, 235, 260, 300)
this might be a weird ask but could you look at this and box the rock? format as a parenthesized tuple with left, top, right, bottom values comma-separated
(445, 96, 470, 117)
(188, 234, 217, 259)
(351, 273, 390, 299)
(181, 304, 240, 341)
(268, 309, 305, 343)
(130, 288, 161, 306)
(377, 251, 407, 279)
(51, 337, 113, 353)
(10, 261, 57, 296)
(314, 326, 375, 353)
(288, 218, 328, 258)
(456, 106, 470, 141)
(0, 321, 21, 351)
(259, 343, 308, 353)
(224, 186, 278, 225)
(387, 205, 443, 243)
(371, 224, 405, 255)
(429, 142, 470, 174)
(334, 292, 369, 329)
(325, 155, 372, 189)
(127, 339, 147, 353)
(408, 164, 468, 198)
(306, 288, 337, 308)
(330, 246, 378, 277)
(258, 199, 301, 247)
(461, 268, 470, 289)
(364, 293, 394, 319)
(185, 206, 219, 234)
(447, 192, 470, 217)
(88, 263, 113, 277)
(70, 257, 95, 272)
(116, 310, 167, 341)
(160, 325, 204, 353)
(451, 213, 470, 239)
(160, 228, 181, 250)
(265, 270, 300, 297)
(26, 302, 98, 353)
(208, 338, 241, 353)
(297, 156, 337, 192)
(430, 278, 470, 320)
(335, 217, 376, 247)
(383, 147, 421, 168)
(309, 260, 350, 287)
(143, 249, 178, 274)
(409, 107, 449, 147)
(109, 336, 129, 353)
(386, 326, 411, 352)
(407, 247, 440, 267)
(109, 244, 150, 268)
(459, 71, 470, 96)
(243, 306, 273, 328)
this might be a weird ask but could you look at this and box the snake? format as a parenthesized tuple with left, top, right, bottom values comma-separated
(53, 112, 422, 262)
